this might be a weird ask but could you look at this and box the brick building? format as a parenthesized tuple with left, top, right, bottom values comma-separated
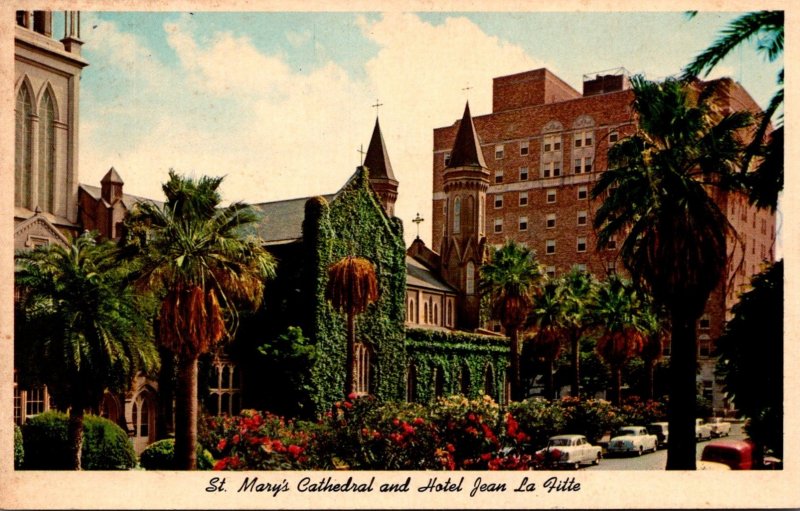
(427, 68, 776, 413)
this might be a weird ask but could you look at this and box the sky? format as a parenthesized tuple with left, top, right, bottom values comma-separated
(72, 10, 784, 247)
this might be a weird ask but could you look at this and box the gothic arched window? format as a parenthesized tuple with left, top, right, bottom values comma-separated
(15, 86, 33, 207)
(466, 262, 475, 294)
(453, 197, 461, 233)
(38, 90, 56, 212)
(354, 343, 371, 396)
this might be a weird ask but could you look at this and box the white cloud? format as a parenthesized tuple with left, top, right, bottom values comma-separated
(79, 13, 543, 245)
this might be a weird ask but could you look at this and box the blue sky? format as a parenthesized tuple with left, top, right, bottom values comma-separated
(73, 10, 783, 246)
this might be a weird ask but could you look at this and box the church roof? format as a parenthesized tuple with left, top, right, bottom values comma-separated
(78, 184, 162, 210)
(406, 255, 457, 293)
(101, 167, 124, 184)
(363, 117, 396, 182)
(447, 102, 487, 169)
(251, 194, 336, 245)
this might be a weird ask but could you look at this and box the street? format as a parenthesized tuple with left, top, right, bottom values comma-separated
(584, 423, 745, 470)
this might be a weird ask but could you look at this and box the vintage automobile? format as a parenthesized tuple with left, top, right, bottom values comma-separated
(606, 426, 658, 456)
(535, 434, 602, 469)
(701, 439, 782, 470)
(696, 419, 713, 441)
(707, 417, 732, 437)
(646, 422, 669, 448)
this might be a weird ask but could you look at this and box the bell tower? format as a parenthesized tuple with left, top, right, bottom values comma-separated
(440, 102, 489, 330)
(364, 117, 398, 217)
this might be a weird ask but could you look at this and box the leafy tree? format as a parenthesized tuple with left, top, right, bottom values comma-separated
(592, 277, 646, 405)
(479, 240, 544, 401)
(15, 232, 158, 469)
(716, 260, 782, 463)
(255, 326, 317, 417)
(325, 256, 379, 397)
(592, 75, 752, 469)
(526, 281, 564, 400)
(123, 171, 275, 469)
(558, 267, 598, 397)
(684, 11, 783, 210)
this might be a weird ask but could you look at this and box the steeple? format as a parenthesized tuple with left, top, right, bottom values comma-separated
(364, 117, 399, 217)
(100, 166, 124, 204)
(447, 102, 486, 169)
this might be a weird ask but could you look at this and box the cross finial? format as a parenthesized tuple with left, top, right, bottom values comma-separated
(371, 99, 383, 116)
(357, 144, 366, 166)
(412, 212, 424, 239)
(462, 83, 473, 99)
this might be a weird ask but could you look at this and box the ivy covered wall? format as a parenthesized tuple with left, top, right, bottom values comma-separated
(406, 327, 509, 404)
(303, 167, 408, 413)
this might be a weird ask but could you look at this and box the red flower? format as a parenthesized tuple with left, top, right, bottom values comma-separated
(392, 418, 400, 426)
(480, 452, 492, 461)
(413, 417, 425, 426)
(343, 401, 353, 409)
(347, 392, 358, 401)
(232, 434, 240, 445)
(446, 443, 455, 453)
(217, 439, 227, 451)
(468, 413, 476, 422)
(288, 444, 303, 457)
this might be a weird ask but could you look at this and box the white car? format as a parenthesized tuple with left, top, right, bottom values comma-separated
(707, 418, 731, 437)
(536, 434, 602, 469)
(606, 426, 658, 456)
(696, 419, 713, 441)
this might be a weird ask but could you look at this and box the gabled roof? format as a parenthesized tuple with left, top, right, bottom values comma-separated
(447, 101, 487, 169)
(406, 255, 457, 293)
(252, 194, 336, 245)
(363, 117, 396, 182)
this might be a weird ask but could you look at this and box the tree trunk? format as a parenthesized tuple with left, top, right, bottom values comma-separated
(612, 367, 622, 406)
(570, 331, 580, 398)
(157, 346, 176, 440)
(644, 359, 655, 402)
(345, 309, 355, 398)
(545, 359, 555, 401)
(666, 310, 698, 470)
(68, 406, 85, 470)
(175, 355, 199, 470)
(509, 327, 522, 401)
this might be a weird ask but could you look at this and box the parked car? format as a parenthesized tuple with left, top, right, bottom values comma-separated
(535, 434, 602, 469)
(695, 419, 712, 441)
(646, 422, 669, 448)
(606, 426, 658, 456)
(701, 439, 782, 470)
(706, 417, 731, 437)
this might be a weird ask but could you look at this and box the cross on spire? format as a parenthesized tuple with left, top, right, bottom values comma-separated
(371, 99, 384, 116)
(412, 212, 424, 239)
(357, 144, 366, 166)
(462, 83, 473, 99)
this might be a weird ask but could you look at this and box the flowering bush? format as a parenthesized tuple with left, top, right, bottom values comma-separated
(202, 410, 312, 470)
(428, 395, 504, 470)
(619, 396, 667, 425)
(559, 397, 625, 445)
(506, 398, 566, 451)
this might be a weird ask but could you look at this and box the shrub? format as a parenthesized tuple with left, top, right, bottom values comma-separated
(619, 396, 667, 425)
(507, 398, 566, 452)
(140, 438, 214, 470)
(14, 425, 24, 469)
(21, 411, 136, 470)
(560, 397, 625, 444)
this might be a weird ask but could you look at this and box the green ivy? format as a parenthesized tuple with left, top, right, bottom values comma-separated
(406, 328, 509, 403)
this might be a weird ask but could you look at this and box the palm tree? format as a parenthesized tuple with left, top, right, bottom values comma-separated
(558, 267, 598, 398)
(593, 76, 752, 469)
(123, 171, 275, 470)
(639, 305, 666, 402)
(592, 277, 646, 406)
(684, 11, 783, 210)
(325, 256, 379, 397)
(479, 240, 544, 401)
(527, 281, 564, 400)
(15, 232, 158, 470)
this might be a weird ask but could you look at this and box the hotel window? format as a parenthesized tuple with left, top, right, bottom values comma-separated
(577, 210, 587, 226)
(520, 141, 529, 156)
(543, 135, 561, 152)
(546, 266, 556, 278)
(519, 216, 528, 231)
(574, 130, 593, 147)
(546, 239, 556, 255)
(546, 189, 556, 203)
(519, 192, 528, 207)
(519, 167, 529, 181)
(761, 244, 766, 259)
(577, 186, 588, 200)
(494, 195, 503, 209)
(609, 131, 619, 144)
(494, 218, 503, 233)
(607, 261, 617, 275)
(495, 170, 504, 183)
(574, 156, 593, 174)
(607, 235, 618, 250)
(444, 152, 451, 166)
(577, 236, 587, 253)
(760, 218, 767, 235)
(699, 314, 711, 330)
(495, 145, 504, 160)
(699, 336, 711, 358)
(546, 213, 556, 229)
(542, 161, 562, 178)
(576, 263, 587, 272)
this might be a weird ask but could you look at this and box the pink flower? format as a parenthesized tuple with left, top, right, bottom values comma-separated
(343, 401, 353, 409)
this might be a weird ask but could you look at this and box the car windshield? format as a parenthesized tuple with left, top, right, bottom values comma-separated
(616, 429, 635, 436)
(549, 438, 571, 446)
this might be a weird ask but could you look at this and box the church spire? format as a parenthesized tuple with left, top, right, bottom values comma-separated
(447, 102, 486, 169)
(364, 117, 399, 217)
